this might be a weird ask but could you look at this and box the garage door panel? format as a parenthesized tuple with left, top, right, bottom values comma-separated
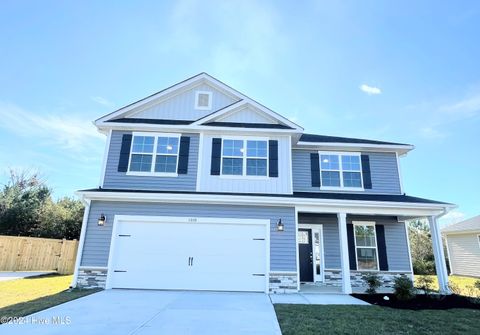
(109, 220, 267, 292)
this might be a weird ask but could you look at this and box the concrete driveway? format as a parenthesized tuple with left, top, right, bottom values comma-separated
(1, 290, 281, 335)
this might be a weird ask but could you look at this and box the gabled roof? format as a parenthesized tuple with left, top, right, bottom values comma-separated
(95, 72, 303, 132)
(443, 215, 480, 234)
(192, 99, 301, 131)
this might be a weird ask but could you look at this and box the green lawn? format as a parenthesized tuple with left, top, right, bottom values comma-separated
(0, 274, 100, 320)
(415, 275, 480, 296)
(275, 304, 479, 335)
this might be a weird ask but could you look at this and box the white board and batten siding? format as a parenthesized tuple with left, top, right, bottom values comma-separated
(446, 233, 480, 277)
(127, 83, 238, 121)
(197, 135, 293, 194)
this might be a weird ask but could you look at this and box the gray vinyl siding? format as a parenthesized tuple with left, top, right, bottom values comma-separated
(81, 201, 296, 272)
(298, 214, 411, 271)
(128, 83, 238, 121)
(198, 135, 292, 194)
(348, 215, 411, 271)
(292, 150, 402, 194)
(446, 233, 480, 277)
(102, 131, 198, 191)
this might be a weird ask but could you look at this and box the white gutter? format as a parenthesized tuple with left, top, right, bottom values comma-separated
(75, 190, 454, 216)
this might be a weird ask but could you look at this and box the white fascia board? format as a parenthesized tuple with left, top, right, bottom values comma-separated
(442, 229, 480, 236)
(76, 191, 453, 217)
(96, 123, 300, 136)
(294, 142, 414, 155)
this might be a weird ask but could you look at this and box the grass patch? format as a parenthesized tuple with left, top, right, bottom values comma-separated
(275, 304, 480, 335)
(0, 274, 100, 320)
(415, 275, 479, 296)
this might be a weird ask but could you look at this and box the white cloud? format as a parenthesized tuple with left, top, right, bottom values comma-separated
(360, 84, 382, 95)
(439, 210, 466, 228)
(166, 0, 287, 76)
(91, 96, 113, 108)
(0, 102, 103, 157)
(438, 94, 480, 118)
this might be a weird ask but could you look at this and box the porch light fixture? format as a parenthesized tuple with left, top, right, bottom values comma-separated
(98, 214, 106, 226)
(277, 219, 284, 232)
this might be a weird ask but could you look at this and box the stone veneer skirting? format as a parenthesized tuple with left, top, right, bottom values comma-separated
(269, 272, 298, 293)
(324, 269, 413, 288)
(77, 267, 108, 289)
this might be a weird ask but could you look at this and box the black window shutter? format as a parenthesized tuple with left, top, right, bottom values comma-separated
(361, 154, 372, 189)
(210, 138, 222, 175)
(118, 134, 132, 172)
(347, 223, 357, 270)
(268, 140, 278, 177)
(310, 153, 321, 187)
(375, 225, 389, 271)
(177, 136, 190, 174)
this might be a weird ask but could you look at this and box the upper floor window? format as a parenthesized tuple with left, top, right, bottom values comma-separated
(353, 222, 379, 271)
(221, 139, 268, 177)
(195, 91, 212, 110)
(319, 152, 363, 189)
(128, 133, 180, 176)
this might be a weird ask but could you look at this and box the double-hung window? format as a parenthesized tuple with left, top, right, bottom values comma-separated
(353, 222, 379, 271)
(319, 152, 363, 189)
(128, 133, 180, 175)
(221, 139, 268, 177)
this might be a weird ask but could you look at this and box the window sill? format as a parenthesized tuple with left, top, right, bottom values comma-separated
(219, 175, 270, 180)
(320, 187, 364, 192)
(126, 172, 179, 178)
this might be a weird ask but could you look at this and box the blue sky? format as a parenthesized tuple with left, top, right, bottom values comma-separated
(0, 1, 479, 225)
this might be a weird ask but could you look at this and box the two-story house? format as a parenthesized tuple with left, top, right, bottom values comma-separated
(72, 73, 454, 294)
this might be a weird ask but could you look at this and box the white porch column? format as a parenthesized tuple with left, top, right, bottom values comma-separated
(428, 216, 450, 294)
(337, 212, 352, 294)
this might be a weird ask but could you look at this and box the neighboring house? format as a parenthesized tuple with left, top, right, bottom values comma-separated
(72, 73, 454, 294)
(443, 215, 480, 278)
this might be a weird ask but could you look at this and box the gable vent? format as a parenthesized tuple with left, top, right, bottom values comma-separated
(195, 91, 212, 110)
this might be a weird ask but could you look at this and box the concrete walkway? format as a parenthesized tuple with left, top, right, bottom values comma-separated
(269, 293, 369, 305)
(0, 272, 54, 282)
(1, 290, 282, 335)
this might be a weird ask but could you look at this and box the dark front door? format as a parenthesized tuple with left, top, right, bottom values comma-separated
(298, 228, 313, 282)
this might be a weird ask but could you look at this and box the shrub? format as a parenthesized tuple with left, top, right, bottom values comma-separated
(393, 276, 416, 301)
(475, 280, 480, 291)
(412, 259, 436, 275)
(416, 276, 434, 295)
(448, 282, 462, 296)
(362, 273, 381, 294)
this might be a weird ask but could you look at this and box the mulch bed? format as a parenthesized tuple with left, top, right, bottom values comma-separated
(352, 293, 480, 310)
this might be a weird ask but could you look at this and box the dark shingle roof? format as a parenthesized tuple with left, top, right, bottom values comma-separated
(108, 118, 193, 125)
(79, 188, 450, 205)
(203, 122, 293, 129)
(299, 133, 411, 146)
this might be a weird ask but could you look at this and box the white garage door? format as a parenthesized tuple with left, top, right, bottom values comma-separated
(107, 217, 268, 292)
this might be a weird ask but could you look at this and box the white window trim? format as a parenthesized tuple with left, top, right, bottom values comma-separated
(195, 91, 212, 110)
(126, 132, 181, 177)
(219, 137, 270, 179)
(318, 151, 364, 191)
(298, 224, 325, 283)
(352, 221, 380, 271)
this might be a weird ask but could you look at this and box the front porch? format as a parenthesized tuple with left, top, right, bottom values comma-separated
(294, 211, 449, 295)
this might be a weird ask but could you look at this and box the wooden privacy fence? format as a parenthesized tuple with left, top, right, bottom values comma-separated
(0, 235, 79, 275)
